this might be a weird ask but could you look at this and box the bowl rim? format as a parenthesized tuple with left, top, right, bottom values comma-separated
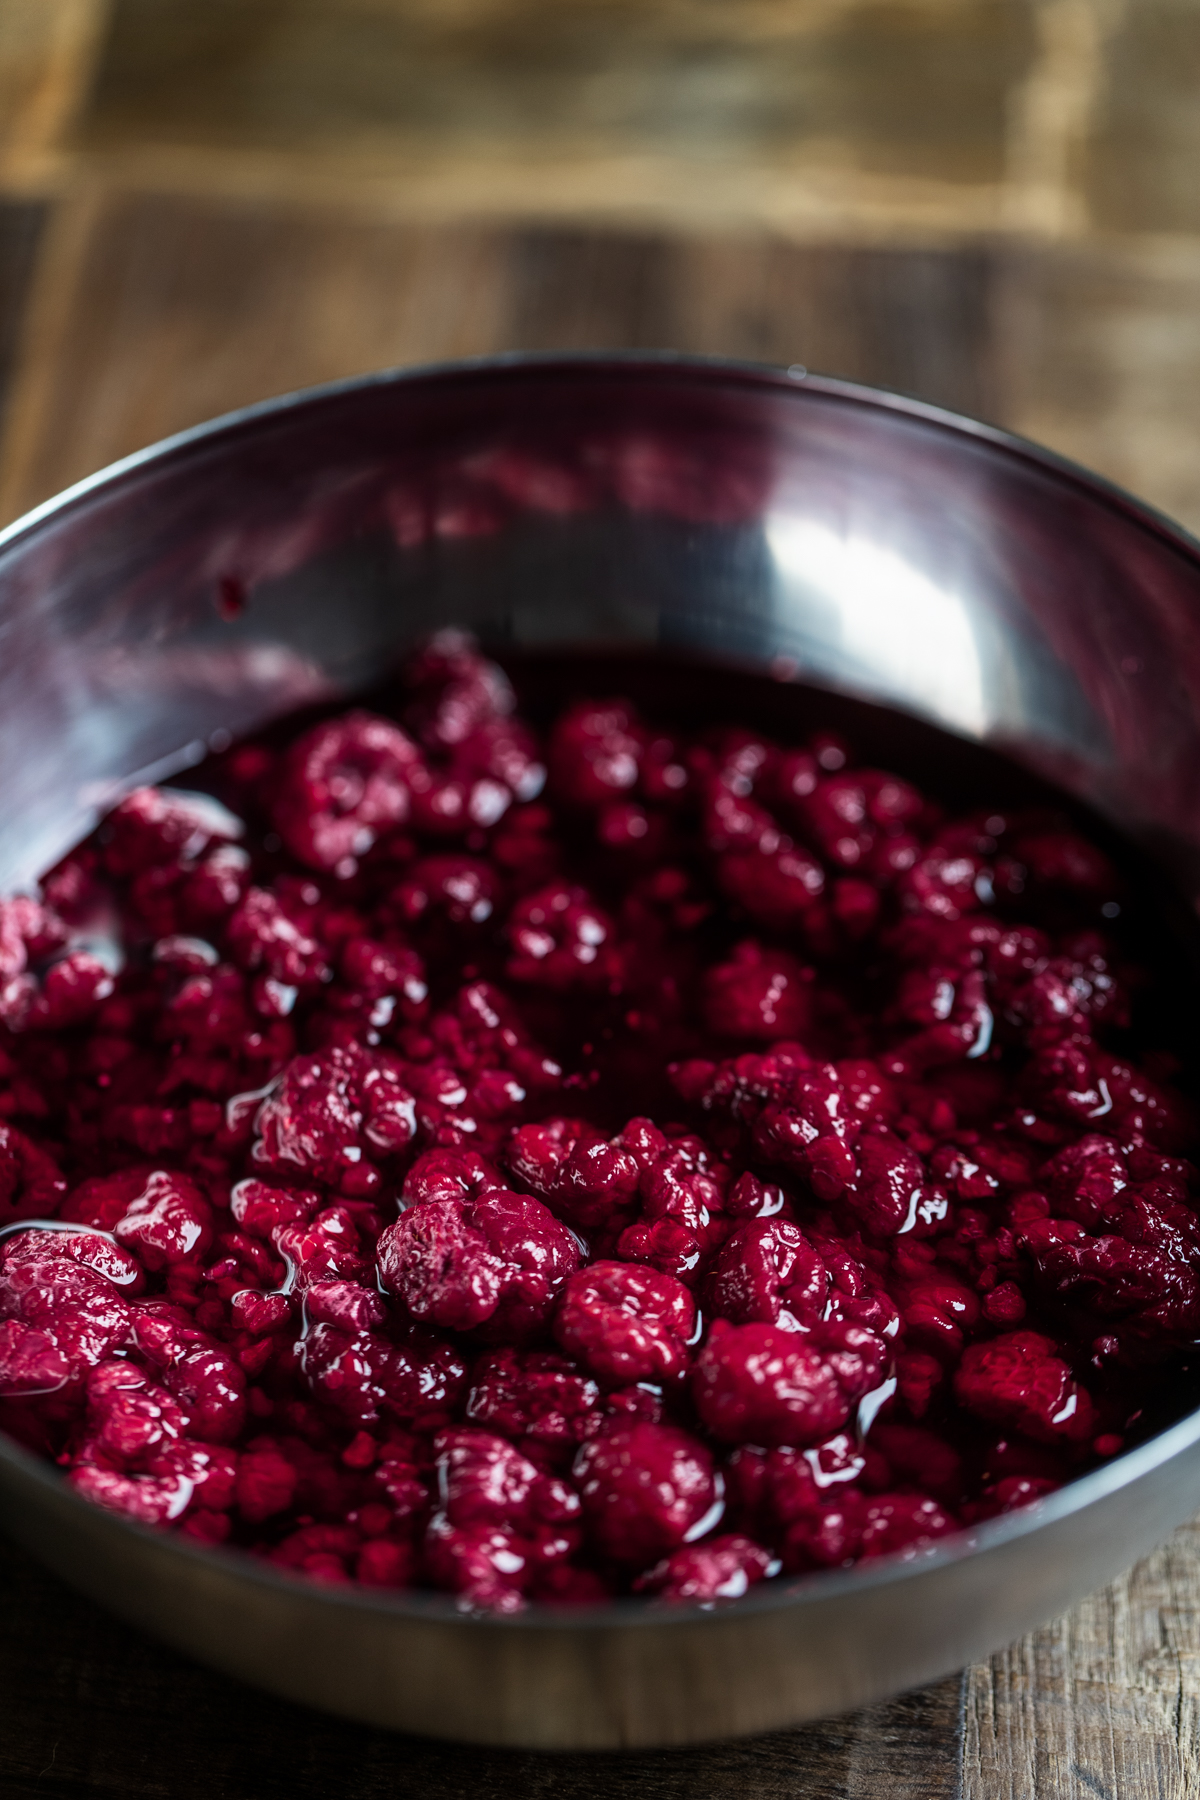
(3, 347, 1200, 572)
(3, 346, 1200, 1633)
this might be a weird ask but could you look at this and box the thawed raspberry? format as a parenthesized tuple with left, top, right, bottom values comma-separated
(376, 1189, 579, 1340)
(228, 1177, 321, 1237)
(464, 1347, 600, 1448)
(954, 1330, 1095, 1444)
(635, 1533, 775, 1601)
(403, 632, 515, 746)
(750, 1063, 863, 1200)
(0, 1125, 67, 1226)
(339, 936, 428, 1009)
(704, 1220, 828, 1328)
(434, 1426, 581, 1533)
(507, 1118, 641, 1231)
(301, 1300, 469, 1432)
(272, 712, 422, 871)
(19, 951, 116, 1032)
(3, 652, 1198, 1608)
(637, 1135, 726, 1232)
(702, 942, 812, 1041)
(573, 1422, 720, 1563)
(784, 1491, 958, 1570)
(111, 1170, 213, 1270)
(1004, 830, 1118, 899)
(76, 1357, 190, 1465)
(274, 1206, 373, 1290)
(615, 1217, 703, 1284)
(716, 842, 826, 932)
(149, 1339, 247, 1443)
(69, 1460, 198, 1526)
(236, 1446, 298, 1522)
(554, 1260, 695, 1386)
(103, 788, 237, 878)
(505, 882, 621, 991)
(0, 1228, 139, 1396)
(897, 1273, 980, 1358)
(390, 856, 499, 928)
(226, 888, 330, 988)
(423, 1426, 580, 1610)
(0, 895, 68, 980)
(692, 1318, 888, 1448)
(248, 1044, 415, 1186)
(550, 701, 645, 807)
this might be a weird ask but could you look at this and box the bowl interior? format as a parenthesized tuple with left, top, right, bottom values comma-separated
(4, 356, 1200, 901)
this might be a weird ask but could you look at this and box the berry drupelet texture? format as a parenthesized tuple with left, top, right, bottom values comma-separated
(0, 630, 1197, 1612)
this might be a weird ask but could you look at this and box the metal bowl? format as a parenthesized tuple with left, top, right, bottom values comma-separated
(3, 353, 1200, 1750)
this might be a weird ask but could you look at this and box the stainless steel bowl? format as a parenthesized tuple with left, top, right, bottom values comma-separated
(3, 353, 1200, 1749)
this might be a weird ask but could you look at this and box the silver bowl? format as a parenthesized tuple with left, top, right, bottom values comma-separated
(2, 353, 1200, 1749)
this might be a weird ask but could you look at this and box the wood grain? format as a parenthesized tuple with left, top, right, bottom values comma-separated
(964, 1517, 1200, 1800)
(0, 197, 46, 432)
(0, 190, 1000, 521)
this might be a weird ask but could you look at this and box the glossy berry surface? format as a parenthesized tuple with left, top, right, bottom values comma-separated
(1, 634, 1197, 1612)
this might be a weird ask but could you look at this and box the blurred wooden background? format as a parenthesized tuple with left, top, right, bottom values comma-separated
(2, 6, 1200, 1797)
(3, 0, 1200, 532)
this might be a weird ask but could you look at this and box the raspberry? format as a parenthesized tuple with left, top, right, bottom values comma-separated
(573, 1423, 720, 1563)
(506, 882, 621, 991)
(390, 856, 499, 928)
(554, 1261, 695, 1387)
(0, 1125, 67, 1226)
(376, 1189, 579, 1340)
(273, 1207, 373, 1289)
(69, 1461, 197, 1526)
(0, 1229, 137, 1394)
(249, 1044, 415, 1186)
(954, 1331, 1096, 1444)
(157, 1343, 247, 1443)
(423, 1514, 529, 1612)
(691, 1318, 888, 1447)
(3, 649, 1197, 1607)
(103, 787, 236, 878)
(702, 942, 812, 1041)
(402, 631, 515, 751)
(856, 1493, 958, 1560)
(272, 712, 422, 871)
(433, 1427, 580, 1534)
(466, 1347, 601, 1447)
(401, 1146, 507, 1207)
(704, 1220, 829, 1328)
(226, 888, 330, 988)
(635, 1533, 775, 1601)
(550, 701, 645, 807)
(615, 1217, 703, 1284)
(507, 1118, 641, 1231)
(111, 1170, 213, 1270)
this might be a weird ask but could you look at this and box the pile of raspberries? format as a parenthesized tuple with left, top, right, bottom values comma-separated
(0, 631, 1196, 1611)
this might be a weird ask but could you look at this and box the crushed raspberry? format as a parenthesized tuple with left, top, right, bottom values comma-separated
(2, 634, 1198, 1610)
